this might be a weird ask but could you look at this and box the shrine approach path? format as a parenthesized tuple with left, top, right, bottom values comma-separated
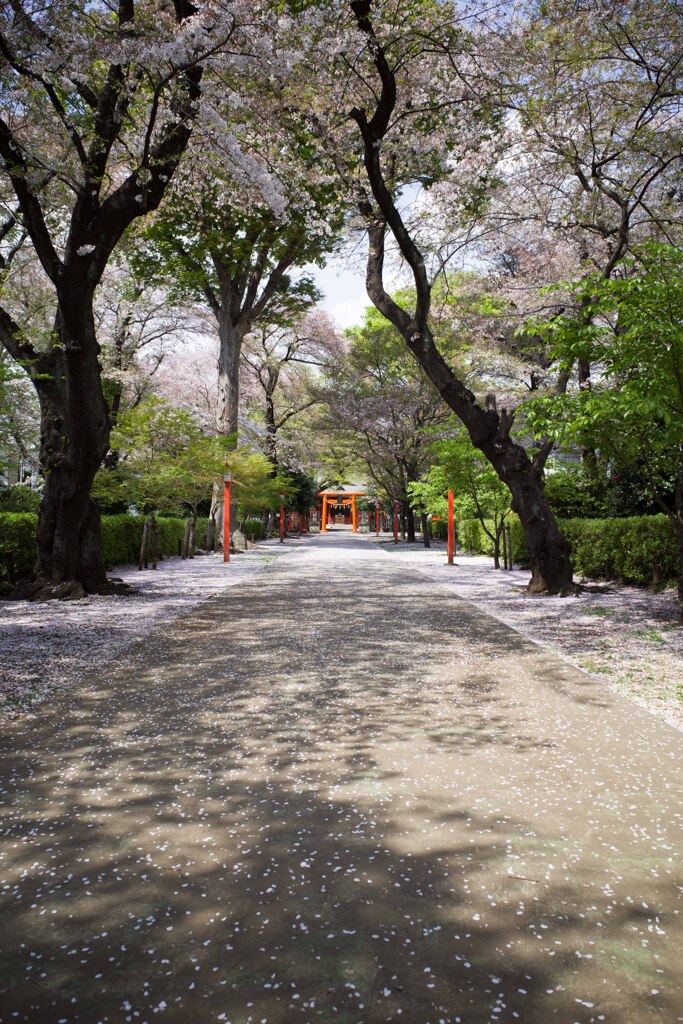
(1, 532, 682, 1024)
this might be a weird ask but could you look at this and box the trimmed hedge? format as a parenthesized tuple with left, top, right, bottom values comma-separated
(458, 513, 678, 586)
(0, 512, 204, 581)
(561, 515, 677, 586)
(101, 515, 190, 567)
(458, 517, 529, 565)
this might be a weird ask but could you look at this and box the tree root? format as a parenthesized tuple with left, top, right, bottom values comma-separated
(11, 576, 137, 601)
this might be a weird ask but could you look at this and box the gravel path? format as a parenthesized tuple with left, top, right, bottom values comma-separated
(0, 533, 681, 1024)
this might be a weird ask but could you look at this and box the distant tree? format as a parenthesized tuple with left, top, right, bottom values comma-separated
(241, 311, 343, 471)
(320, 304, 450, 543)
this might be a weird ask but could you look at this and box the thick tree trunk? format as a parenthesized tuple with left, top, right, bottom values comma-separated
(675, 524, 683, 626)
(674, 443, 683, 624)
(363, 226, 573, 591)
(213, 315, 247, 545)
(216, 316, 247, 439)
(33, 298, 110, 592)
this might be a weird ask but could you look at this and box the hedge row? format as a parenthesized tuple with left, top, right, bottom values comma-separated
(458, 514, 679, 587)
(0, 513, 214, 582)
(560, 516, 678, 587)
(458, 517, 529, 565)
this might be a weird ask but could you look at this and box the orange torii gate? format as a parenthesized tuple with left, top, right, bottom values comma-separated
(317, 486, 366, 533)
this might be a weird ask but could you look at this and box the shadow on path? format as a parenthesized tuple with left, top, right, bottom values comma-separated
(1, 535, 681, 1023)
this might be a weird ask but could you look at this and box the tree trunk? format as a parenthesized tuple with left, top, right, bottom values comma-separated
(405, 502, 416, 543)
(675, 524, 683, 625)
(674, 443, 683, 624)
(216, 315, 247, 439)
(347, 16, 573, 594)
(182, 520, 192, 559)
(265, 392, 278, 472)
(212, 315, 248, 543)
(421, 513, 431, 548)
(139, 517, 150, 571)
(493, 523, 501, 570)
(33, 297, 110, 592)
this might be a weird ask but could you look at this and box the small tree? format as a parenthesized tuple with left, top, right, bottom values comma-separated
(410, 424, 514, 568)
(526, 244, 683, 619)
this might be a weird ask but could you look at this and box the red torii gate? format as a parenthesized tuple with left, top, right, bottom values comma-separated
(317, 486, 366, 534)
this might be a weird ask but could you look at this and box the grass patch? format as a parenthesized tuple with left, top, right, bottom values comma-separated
(582, 605, 614, 617)
(631, 628, 665, 643)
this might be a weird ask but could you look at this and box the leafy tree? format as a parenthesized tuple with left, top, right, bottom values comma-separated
(409, 423, 514, 567)
(135, 171, 342, 440)
(525, 244, 683, 618)
(241, 311, 342, 471)
(94, 398, 229, 518)
(284, 0, 574, 590)
(0, 0, 246, 593)
(319, 303, 450, 542)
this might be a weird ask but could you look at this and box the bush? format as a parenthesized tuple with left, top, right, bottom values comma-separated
(429, 518, 448, 540)
(0, 486, 41, 513)
(0, 512, 195, 581)
(102, 515, 188, 567)
(458, 518, 493, 555)
(0, 512, 38, 579)
(243, 518, 264, 542)
(561, 515, 677, 586)
(459, 513, 677, 586)
(544, 469, 606, 519)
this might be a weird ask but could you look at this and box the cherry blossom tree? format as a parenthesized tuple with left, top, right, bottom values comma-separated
(0, 0, 262, 594)
(281, 0, 574, 590)
(241, 310, 343, 472)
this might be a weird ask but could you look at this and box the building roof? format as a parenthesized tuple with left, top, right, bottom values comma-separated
(317, 483, 366, 496)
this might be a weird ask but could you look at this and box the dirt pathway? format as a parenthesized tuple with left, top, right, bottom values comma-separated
(1, 534, 681, 1024)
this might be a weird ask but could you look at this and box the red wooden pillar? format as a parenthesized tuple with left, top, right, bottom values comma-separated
(393, 499, 399, 544)
(375, 507, 380, 535)
(279, 493, 285, 544)
(447, 489, 455, 565)
(352, 495, 358, 532)
(321, 495, 328, 532)
(223, 474, 232, 563)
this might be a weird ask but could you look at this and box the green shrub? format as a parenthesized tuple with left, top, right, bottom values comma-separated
(243, 517, 264, 541)
(0, 513, 195, 580)
(429, 518, 448, 540)
(195, 516, 211, 548)
(544, 469, 606, 519)
(0, 486, 42, 513)
(458, 513, 677, 586)
(0, 512, 37, 579)
(458, 518, 493, 555)
(560, 515, 677, 586)
(100, 515, 187, 567)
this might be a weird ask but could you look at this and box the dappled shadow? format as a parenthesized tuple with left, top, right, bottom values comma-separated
(1, 534, 682, 1022)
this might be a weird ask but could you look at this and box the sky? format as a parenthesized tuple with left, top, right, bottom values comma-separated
(311, 258, 369, 331)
